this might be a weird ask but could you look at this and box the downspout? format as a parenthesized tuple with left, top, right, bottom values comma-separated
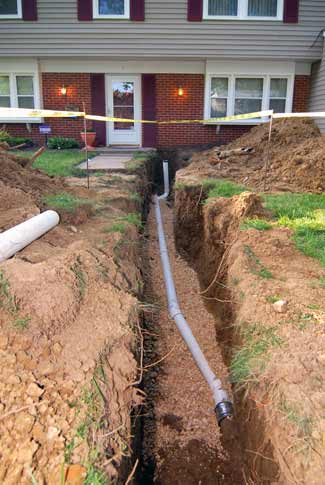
(154, 162, 233, 425)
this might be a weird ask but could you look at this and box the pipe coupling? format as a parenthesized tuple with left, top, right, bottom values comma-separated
(215, 401, 234, 426)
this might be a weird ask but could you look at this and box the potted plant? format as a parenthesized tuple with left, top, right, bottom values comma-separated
(80, 130, 96, 149)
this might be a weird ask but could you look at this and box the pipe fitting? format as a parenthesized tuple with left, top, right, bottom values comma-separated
(215, 401, 234, 426)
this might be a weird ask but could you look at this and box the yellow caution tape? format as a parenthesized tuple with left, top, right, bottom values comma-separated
(273, 112, 325, 119)
(86, 110, 274, 125)
(0, 108, 85, 118)
(0, 107, 273, 124)
(2, 107, 325, 124)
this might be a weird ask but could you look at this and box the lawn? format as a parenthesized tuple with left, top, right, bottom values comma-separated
(14, 149, 96, 177)
(262, 193, 325, 266)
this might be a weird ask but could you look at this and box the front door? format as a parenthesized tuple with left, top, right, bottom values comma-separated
(107, 75, 141, 146)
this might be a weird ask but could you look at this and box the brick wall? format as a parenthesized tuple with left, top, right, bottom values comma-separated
(293, 75, 310, 112)
(5, 72, 311, 148)
(5, 73, 92, 144)
(156, 74, 252, 148)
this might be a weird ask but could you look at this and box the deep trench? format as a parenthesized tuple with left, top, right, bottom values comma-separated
(132, 156, 250, 485)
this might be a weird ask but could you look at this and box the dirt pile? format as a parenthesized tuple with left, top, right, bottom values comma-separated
(0, 157, 150, 484)
(0, 147, 63, 207)
(181, 119, 325, 192)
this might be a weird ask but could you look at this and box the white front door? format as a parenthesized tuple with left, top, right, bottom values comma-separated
(106, 75, 141, 146)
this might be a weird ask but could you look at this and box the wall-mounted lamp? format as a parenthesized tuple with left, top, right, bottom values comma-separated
(178, 86, 184, 97)
(60, 85, 67, 96)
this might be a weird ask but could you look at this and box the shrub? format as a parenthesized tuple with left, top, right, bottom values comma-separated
(48, 136, 80, 150)
(0, 129, 33, 147)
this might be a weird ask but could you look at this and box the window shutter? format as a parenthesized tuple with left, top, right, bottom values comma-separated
(22, 0, 37, 21)
(78, 0, 93, 21)
(188, 0, 203, 21)
(142, 74, 157, 147)
(283, 0, 299, 23)
(130, 0, 145, 21)
(90, 74, 106, 146)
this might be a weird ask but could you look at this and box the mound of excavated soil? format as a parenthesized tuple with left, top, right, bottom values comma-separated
(0, 148, 66, 230)
(0, 148, 63, 203)
(181, 119, 325, 192)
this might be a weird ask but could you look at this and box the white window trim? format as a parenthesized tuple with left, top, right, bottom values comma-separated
(0, 72, 41, 123)
(93, 0, 130, 19)
(0, 0, 22, 19)
(203, 0, 284, 21)
(204, 73, 294, 124)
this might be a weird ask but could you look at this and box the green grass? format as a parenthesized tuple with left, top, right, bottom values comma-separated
(43, 192, 93, 212)
(266, 295, 282, 304)
(14, 316, 31, 330)
(129, 192, 142, 204)
(243, 245, 274, 279)
(241, 218, 272, 231)
(71, 257, 86, 299)
(0, 270, 18, 314)
(230, 323, 284, 385)
(174, 181, 187, 190)
(264, 193, 325, 220)
(264, 193, 325, 266)
(16, 149, 97, 177)
(0, 270, 31, 329)
(279, 399, 314, 438)
(119, 212, 143, 229)
(102, 222, 127, 234)
(203, 179, 249, 200)
(84, 464, 107, 485)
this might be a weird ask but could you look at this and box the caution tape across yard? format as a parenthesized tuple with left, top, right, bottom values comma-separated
(1, 107, 325, 124)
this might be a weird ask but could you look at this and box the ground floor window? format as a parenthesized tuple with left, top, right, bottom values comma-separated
(0, 0, 22, 19)
(206, 74, 292, 120)
(0, 73, 36, 109)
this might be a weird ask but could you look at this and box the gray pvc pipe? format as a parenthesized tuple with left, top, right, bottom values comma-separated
(154, 164, 233, 424)
(159, 160, 170, 200)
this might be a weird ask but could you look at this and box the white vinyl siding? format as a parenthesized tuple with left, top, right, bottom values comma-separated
(206, 73, 293, 121)
(309, 50, 325, 133)
(0, 0, 22, 19)
(203, 0, 284, 20)
(0, 1, 323, 60)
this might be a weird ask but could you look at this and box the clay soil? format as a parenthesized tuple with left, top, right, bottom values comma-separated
(140, 201, 245, 484)
(0, 150, 149, 484)
(179, 119, 325, 193)
(174, 185, 325, 484)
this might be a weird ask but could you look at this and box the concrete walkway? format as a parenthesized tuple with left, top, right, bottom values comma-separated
(78, 153, 133, 171)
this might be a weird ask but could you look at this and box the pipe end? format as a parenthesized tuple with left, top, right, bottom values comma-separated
(215, 401, 234, 426)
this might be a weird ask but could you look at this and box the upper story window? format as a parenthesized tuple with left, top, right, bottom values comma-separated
(204, 0, 284, 20)
(0, 0, 22, 19)
(0, 74, 35, 109)
(206, 74, 292, 121)
(93, 0, 130, 19)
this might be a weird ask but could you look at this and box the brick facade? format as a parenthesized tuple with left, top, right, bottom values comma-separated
(4, 72, 310, 148)
(292, 75, 311, 112)
(5, 73, 93, 145)
(155, 73, 251, 148)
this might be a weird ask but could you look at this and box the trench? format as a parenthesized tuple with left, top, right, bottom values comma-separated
(135, 158, 247, 484)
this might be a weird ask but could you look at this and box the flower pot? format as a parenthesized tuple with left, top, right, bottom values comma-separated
(80, 131, 96, 150)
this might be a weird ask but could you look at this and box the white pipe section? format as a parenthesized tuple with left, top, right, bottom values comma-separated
(159, 160, 170, 200)
(0, 210, 60, 263)
(154, 162, 233, 424)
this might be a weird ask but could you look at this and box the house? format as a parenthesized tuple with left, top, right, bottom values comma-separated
(0, 0, 324, 148)
(310, 33, 325, 134)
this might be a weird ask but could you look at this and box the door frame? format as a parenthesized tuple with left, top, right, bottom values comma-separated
(105, 74, 142, 146)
